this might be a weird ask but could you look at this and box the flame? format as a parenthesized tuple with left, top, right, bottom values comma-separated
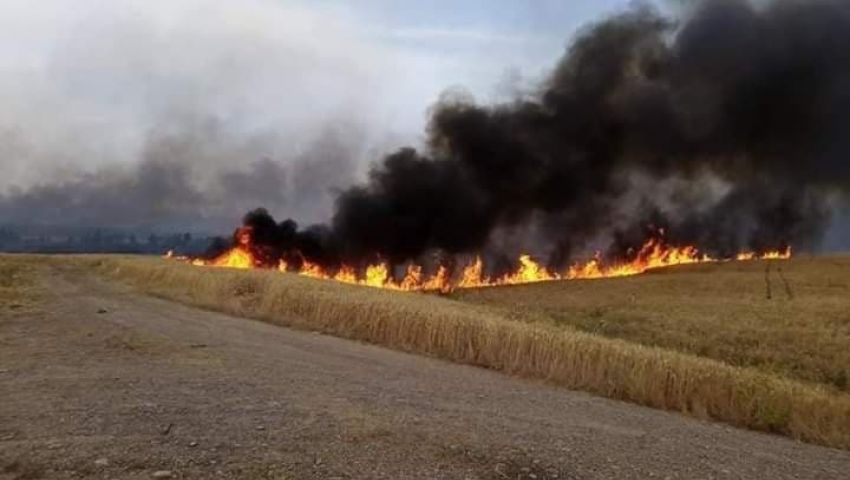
(421, 265, 450, 292)
(334, 265, 357, 284)
(192, 246, 254, 269)
(300, 259, 325, 278)
(180, 236, 792, 292)
(761, 247, 792, 260)
(498, 254, 558, 285)
(399, 264, 423, 290)
(566, 240, 710, 280)
(737, 246, 792, 260)
(458, 257, 486, 288)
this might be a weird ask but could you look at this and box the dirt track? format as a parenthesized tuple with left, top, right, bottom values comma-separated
(1, 262, 849, 479)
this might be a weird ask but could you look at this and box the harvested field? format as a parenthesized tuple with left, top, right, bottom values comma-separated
(81, 254, 850, 450)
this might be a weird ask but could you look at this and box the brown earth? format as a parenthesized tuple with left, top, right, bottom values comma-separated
(1, 259, 848, 479)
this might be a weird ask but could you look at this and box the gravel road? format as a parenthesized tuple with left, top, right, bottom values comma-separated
(1, 262, 848, 479)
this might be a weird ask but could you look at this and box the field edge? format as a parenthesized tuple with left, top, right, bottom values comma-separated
(78, 255, 850, 450)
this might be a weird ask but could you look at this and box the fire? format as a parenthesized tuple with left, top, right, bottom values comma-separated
(566, 240, 709, 280)
(457, 257, 485, 288)
(187, 226, 257, 269)
(737, 247, 792, 261)
(334, 265, 357, 284)
(299, 259, 326, 278)
(184, 236, 792, 292)
(496, 254, 558, 285)
(194, 245, 254, 269)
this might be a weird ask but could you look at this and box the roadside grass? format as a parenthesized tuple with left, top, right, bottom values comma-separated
(0, 255, 44, 315)
(0, 255, 47, 374)
(79, 254, 850, 450)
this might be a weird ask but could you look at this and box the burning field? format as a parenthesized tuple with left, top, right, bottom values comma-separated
(13, 0, 849, 455)
(172, 221, 792, 292)
(5, 0, 850, 477)
(162, 0, 847, 296)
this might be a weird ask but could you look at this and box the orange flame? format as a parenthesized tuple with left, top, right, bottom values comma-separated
(182, 238, 792, 292)
(737, 246, 792, 261)
(192, 246, 254, 269)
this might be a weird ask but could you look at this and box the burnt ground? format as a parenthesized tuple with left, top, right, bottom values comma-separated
(1, 261, 849, 479)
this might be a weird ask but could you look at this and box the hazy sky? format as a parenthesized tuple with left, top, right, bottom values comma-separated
(0, 0, 649, 188)
(0, 0, 714, 233)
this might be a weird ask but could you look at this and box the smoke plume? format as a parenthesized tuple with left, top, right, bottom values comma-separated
(238, 0, 849, 269)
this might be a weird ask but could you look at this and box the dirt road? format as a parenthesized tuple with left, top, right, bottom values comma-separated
(1, 262, 848, 479)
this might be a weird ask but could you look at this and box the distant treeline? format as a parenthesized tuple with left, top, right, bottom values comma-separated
(0, 226, 219, 255)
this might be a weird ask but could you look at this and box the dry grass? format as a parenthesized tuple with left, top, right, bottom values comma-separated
(0, 255, 43, 315)
(69, 255, 850, 449)
(452, 257, 850, 392)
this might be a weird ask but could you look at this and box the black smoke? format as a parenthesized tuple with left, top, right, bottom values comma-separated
(225, 0, 850, 270)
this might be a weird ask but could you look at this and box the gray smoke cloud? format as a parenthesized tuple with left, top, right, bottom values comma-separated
(0, 0, 433, 232)
(0, 117, 366, 231)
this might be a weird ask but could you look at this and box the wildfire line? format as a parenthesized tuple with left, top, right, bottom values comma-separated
(166, 239, 792, 293)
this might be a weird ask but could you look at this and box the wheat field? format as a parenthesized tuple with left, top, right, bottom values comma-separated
(77, 254, 850, 449)
(453, 257, 850, 392)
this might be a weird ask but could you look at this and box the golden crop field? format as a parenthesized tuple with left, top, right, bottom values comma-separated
(61, 255, 850, 449)
(452, 257, 850, 393)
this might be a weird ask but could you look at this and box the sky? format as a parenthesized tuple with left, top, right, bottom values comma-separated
(0, 0, 648, 186)
(0, 0, 667, 230)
